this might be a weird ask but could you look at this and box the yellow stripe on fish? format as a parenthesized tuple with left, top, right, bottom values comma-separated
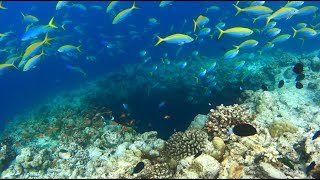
(0, 1, 6, 10)
(154, 34, 194, 46)
(216, 27, 253, 39)
(20, 33, 52, 68)
(23, 50, 46, 71)
(106, 1, 119, 13)
(266, 7, 298, 25)
(193, 15, 209, 32)
(112, 2, 139, 25)
(233, 4, 273, 16)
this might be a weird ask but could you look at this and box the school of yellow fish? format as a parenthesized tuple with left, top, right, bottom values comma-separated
(0, 1, 319, 82)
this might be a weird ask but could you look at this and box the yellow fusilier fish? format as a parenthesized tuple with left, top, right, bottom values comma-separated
(23, 50, 46, 71)
(25, 23, 34, 32)
(216, 27, 253, 39)
(154, 34, 194, 46)
(159, 1, 173, 8)
(56, 1, 69, 10)
(193, 15, 209, 32)
(266, 7, 298, 25)
(292, 27, 317, 38)
(233, 4, 273, 16)
(0, 63, 17, 74)
(21, 12, 39, 23)
(112, 2, 139, 25)
(65, 65, 87, 77)
(58, 45, 81, 53)
(5, 54, 21, 64)
(233, 39, 259, 50)
(0, 1, 6, 9)
(106, 1, 119, 13)
(0, 31, 13, 37)
(284, 1, 304, 8)
(19, 33, 52, 68)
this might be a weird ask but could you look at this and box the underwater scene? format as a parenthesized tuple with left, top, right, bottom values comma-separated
(1, 0, 320, 178)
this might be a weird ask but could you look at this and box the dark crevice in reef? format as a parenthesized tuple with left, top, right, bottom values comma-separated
(85, 83, 242, 140)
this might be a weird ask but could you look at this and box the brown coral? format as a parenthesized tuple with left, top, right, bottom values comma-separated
(267, 120, 298, 138)
(165, 129, 208, 161)
(138, 163, 174, 179)
(204, 104, 255, 140)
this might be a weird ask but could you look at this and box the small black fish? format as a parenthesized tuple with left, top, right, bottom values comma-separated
(306, 161, 315, 175)
(194, 150, 203, 158)
(261, 84, 268, 91)
(132, 162, 145, 175)
(233, 123, 257, 137)
(293, 63, 303, 74)
(295, 74, 305, 81)
(278, 80, 284, 88)
(296, 82, 303, 89)
(312, 130, 320, 140)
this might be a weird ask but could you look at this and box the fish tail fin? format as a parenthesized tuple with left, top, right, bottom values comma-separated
(266, 42, 272, 45)
(194, 77, 199, 84)
(298, 38, 305, 46)
(41, 49, 47, 56)
(193, 19, 197, 32)
(43, 33, 53, 45)
(233, 4, 242, 16)
(10, 62, 18, 70)
(205, 8, 209, 13)
(216, 27, 224, 39)
(194, 34, 198, 41)
(61, 24, 66, 30)
(132, 2, 139, 10)
(155, 35, 164, 46)
(310, 23, 315, 29)
(232, 45, 240, 50)
(48, 17, 58, 29)
(292, 27, 297, 38)
(266, 16, 271, 26)
(252, 17, 257, 23)
(0, 1, 6, 9)
(76, 45, 81, 52)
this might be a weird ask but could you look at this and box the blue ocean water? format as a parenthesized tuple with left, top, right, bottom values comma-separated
(0, 1, 320, 139)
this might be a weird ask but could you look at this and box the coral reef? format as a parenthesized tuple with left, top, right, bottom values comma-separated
(175, 154, 220, 178)
(204, 104, 256, 140)
(267, 120, 298, 138)
(187, 114, 208, 130)
(0, 136, 16, 174)
(1, 147, 51, 178)
(165, 129, 208, 161)
(139, 162, 174, 179)
(1, 49, 320, 179)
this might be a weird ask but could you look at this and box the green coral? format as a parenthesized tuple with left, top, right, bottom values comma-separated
(165, 129, 207, 161)
(267, 120, 297, 138)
